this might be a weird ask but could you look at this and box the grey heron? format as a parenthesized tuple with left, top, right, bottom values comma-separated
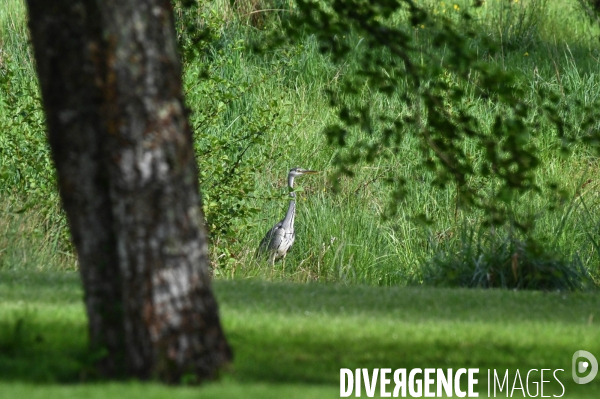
(257, 168, 318, 264)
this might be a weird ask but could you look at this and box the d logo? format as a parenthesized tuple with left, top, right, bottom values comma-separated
(572, 350, 598, 384)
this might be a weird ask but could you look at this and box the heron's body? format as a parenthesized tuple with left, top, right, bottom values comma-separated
(258, 199, 296, 264)
(257, 168, 317, 264)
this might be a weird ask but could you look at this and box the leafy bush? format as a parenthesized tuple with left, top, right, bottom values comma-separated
(0, 54, 54, 203)
(0, 54, 71, 256)
(422, 227, 596, 291)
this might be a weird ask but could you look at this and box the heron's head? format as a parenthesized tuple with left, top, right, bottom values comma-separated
(289, 167, 319, 178)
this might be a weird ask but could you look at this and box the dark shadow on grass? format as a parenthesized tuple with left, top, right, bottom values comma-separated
(0, 271, 94, 383)
(0, 314, 93, 382)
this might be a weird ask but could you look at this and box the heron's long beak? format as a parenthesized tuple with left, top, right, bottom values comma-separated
(302, 170, 319, 174)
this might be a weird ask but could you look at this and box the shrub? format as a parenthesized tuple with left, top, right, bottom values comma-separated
(422, 227, 596, 291)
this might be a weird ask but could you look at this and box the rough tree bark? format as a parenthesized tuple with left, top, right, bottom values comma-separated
(26, 0, 232, 382)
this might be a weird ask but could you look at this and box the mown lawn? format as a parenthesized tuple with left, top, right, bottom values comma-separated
(0, 271, 599, 397)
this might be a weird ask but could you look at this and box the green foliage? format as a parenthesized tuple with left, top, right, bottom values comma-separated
(173, 0, 286, 262)
(422, 225, 595, 290)
(268, 0, 600, 225)
(0, 54, 54, 204)
(0, 53, 71, 257)
(578, 0, 600, 27)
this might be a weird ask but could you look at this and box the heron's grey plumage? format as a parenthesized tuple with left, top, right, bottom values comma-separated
(257, 168, 317, 264)
(257, 199, 296, 264)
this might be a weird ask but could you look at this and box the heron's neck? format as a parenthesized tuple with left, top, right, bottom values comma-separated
(288, 173, 296, 198)
(281, 199, 296, 229)
(288, 174, 295, 195)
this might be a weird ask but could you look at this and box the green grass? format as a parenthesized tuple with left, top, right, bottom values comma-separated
(1, 270, 599, 397)
(0, 203, 75, 272)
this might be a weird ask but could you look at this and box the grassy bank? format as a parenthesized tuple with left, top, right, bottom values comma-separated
(2, 0, 600, 286)
(1, 270, 599, 397)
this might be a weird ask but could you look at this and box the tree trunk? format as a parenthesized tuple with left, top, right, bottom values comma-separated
(26, 0, 232, 382)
